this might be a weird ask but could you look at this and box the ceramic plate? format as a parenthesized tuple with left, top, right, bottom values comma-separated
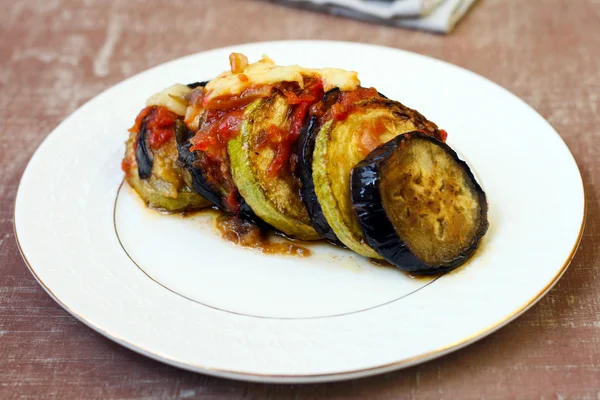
(14, 41, 585, 383)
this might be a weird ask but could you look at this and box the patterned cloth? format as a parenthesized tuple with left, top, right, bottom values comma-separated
(270, 0, 479, 33)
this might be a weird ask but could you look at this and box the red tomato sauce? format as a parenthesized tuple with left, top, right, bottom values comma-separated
(257, 78, 324, 176)
(189, 108, 246, 213)
(188, 78, 325, 211)
(358, 117, 391, 156)
(121, 157, 133, 176)
(310, 87, 381, 124)
(202, 85, 274, 111)
(129, 106, 178, 150)
(438, 129, 448, 142)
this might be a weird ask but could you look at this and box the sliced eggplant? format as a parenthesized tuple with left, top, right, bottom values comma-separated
(135, 118, 153, 179)
(351, 132, 488, 274)
(176, 121, 222, 207)
(123, 119, 211, 212)
(312, 96, 442, 258)
(174, 80, 243, 212)
(186, 81, 209, 89)
(228, 93, 320, 240)
(176, 120, 246, 215)
(295, 90, 342, 242)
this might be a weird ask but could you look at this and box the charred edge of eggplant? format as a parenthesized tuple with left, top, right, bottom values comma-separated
(175, 120, 262, 224)
(238, 202, 265, 226)
(294, 88, 383, 243)
(135, 118, 153, 179)
(351, 132, 488, 274)
(321, 88, 342, 106)
(295, 116, 338, 240)
(293, 88, 345, 242)
(174, 119, 192, 149)
(186, 81, 208, 89)
(382, 99, 441, 141)
(295, 116, 340, 242)
(176, 124, 227, 209)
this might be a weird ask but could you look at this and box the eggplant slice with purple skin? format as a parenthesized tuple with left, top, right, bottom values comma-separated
(295, 89, 389, 243)
(135, 115, 154, 179)
(175, 81, 240, 212)
(136, 82, 206, 180)
(307, 95, 442, 259)
(176, 120, 227, 209)
(176, 83, 258, 221)
(123, 113, 210, 212)
(295, 103, 340, 241)
(294, 88, 364, 243)
(295, 115, 339, 242)
(176, 119, 257, 221)
(351, 132, 488, 274)
(186, 81, 209, 89)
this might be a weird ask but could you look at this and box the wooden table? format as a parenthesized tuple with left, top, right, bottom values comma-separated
(1, 0, 599, 398)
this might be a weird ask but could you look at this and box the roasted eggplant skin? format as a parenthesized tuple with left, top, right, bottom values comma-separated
(176, 121, 224, 208)
(186, 81, 209, 89)
(123, 119, 211, 212)
(176, 119, 258, 221)
(135, 119, 154, 179)
(176, 80, 246, 214)
(175, 81, 230, 209)
(176, 80, 260, 221)
(351, 132, 489, 274)
(295, 115, 339, 242)
(294, 89, 345, 242)
(296, 89, 441, 249)
(310, 96, 442, 259)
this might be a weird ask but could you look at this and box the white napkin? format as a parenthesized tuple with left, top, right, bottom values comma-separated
(276, 0, 479, 33)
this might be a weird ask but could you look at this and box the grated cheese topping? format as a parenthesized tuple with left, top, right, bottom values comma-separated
(204, 54, 360, 102)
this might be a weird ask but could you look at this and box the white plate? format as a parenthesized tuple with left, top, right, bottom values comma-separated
(14, 41, 585, 383)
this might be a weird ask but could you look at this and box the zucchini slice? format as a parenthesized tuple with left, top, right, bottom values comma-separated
(123, 119, 211, 212)
(351, 132, 488, 274)
(295, 90, 342, 242)
(228, 93, 320, 240)
(312, 97, 441, 258)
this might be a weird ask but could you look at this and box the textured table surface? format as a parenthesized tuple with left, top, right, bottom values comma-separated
(1, 0, 599, 398)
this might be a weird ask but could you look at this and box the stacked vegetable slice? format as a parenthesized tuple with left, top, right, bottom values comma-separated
(121, 84, 211, 212)
(122, 54, 488, 274)
(351, 132, 488, 274)
(228, 93, 320, 240)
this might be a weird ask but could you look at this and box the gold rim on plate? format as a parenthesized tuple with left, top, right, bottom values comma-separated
(13, 183, 586, 381)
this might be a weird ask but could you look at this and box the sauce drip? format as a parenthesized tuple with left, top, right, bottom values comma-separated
(216, 214, 311, 257)
(369, 258, 394, 268)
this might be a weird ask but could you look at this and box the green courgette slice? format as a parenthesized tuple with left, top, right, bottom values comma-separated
(228, 93, 320, 240)
(312, 98, 441, 258)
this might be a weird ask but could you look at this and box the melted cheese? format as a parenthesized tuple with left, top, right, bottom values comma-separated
(146, 84, 192, 116)
(204, 55, 360, 102)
